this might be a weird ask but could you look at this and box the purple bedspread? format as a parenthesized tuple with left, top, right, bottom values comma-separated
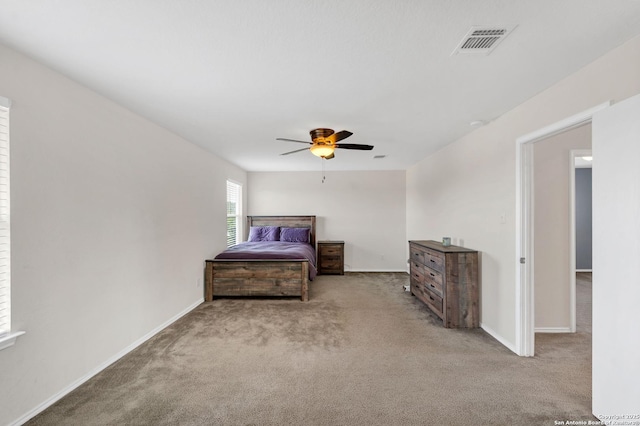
(214, 241, 317, 280)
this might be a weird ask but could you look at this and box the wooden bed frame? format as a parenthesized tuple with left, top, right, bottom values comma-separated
(205, 215, 316, 302)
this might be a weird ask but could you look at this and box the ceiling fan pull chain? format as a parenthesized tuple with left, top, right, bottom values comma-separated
(321, 158, 326, 183)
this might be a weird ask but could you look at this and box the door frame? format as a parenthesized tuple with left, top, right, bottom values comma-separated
(514, 101, 609, 356)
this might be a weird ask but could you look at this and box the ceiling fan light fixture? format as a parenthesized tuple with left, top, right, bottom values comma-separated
(278, 128, 372, 160)
(310, 144, 335, 158)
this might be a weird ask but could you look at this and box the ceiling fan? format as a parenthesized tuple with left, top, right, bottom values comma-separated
(277, 128, 374, 159)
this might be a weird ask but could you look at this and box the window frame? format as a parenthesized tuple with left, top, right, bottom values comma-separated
(0, 95, 23, 351)
(226, 180, 242, 247)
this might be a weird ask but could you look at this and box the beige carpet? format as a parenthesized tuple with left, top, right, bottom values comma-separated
(27, 272, 594, 425)
(576, 272, 592, 334)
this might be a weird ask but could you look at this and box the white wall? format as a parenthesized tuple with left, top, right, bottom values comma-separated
(592, 94, 640, 417)
(533, 124, 591, 331)
(406, 118, 518, 345)
(248, 171, 406, 271)
(0, 43, 246, 425)
(406, 34, 640, 350)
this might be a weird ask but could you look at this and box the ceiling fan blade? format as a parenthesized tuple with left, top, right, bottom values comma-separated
(276, 138, 311, 144)
(280, 147, 309, 156)
(335, 143, 374, 150)
(324, 153, 335, 160)
(328, 130, 353, 143)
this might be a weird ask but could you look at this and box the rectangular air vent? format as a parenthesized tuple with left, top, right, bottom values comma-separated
(451, 25, 516, 56)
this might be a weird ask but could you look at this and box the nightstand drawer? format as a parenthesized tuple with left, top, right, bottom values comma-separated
(320, 246, 342, 255)
(320, 258, 341, 269)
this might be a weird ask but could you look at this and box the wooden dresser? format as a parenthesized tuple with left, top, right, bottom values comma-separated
(409, 240, 479, 328)
(317, 241, 344, 275)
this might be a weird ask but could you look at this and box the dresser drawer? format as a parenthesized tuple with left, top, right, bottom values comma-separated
(422, 287, 443, 318)
(410, 259, 424, 274)
(410, 266, 424, 284)
(410, 278, 422, 295)
(423, 267, 443, 295)
(410, 259, 423, 271)
(424, 249, 444, 273)
(410, 246, 425, 264)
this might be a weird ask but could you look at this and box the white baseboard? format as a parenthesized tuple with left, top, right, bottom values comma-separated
(11, 298, 204, 426)
(576, 269, 592, 272)
(480, 322, 518, 355)
(535, 327, 572, 333)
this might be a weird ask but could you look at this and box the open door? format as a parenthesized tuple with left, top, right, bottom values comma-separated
(591, 93, 640, 418)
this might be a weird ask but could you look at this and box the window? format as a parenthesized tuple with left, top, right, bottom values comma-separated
(226, 180, 242, 247)
(0, 96, 19, 349)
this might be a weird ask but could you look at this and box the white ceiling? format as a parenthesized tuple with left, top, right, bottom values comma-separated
(1, 1, 640, 172)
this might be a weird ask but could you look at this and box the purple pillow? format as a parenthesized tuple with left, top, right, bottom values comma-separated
(247, 226, 280, 242)
(262, 226, 280, 241)
(247, 226, 262, 242)
(280, 227, 310, 243)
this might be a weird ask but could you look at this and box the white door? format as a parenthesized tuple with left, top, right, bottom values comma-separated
(591, 93, 640, 418)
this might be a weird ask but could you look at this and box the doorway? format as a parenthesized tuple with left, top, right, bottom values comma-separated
(572, 150, 592, 333)
(531, 130, 591, 336)
(515, 102, 609, 356)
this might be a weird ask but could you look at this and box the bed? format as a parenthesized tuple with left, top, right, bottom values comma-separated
(205, 215, 316, 302)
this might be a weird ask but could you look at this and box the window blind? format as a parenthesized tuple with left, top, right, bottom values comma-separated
(0, 99, 11, 337)
(226, 180, 242, 247)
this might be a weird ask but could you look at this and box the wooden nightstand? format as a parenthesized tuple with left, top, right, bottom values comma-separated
(317, 241, 344, 275)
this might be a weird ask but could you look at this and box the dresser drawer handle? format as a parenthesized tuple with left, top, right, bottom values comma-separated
(429, 273, 435, 277)
(414, 273, 419, 278)
(430, 259, 435, 263)
(429, 284, 435, 288)
(429, 295, 435, 301)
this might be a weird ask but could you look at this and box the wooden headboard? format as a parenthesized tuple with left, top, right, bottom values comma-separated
(247, 215, 316, 247)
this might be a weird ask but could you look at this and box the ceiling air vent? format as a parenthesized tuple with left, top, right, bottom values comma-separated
(451, 25, 516, 56)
